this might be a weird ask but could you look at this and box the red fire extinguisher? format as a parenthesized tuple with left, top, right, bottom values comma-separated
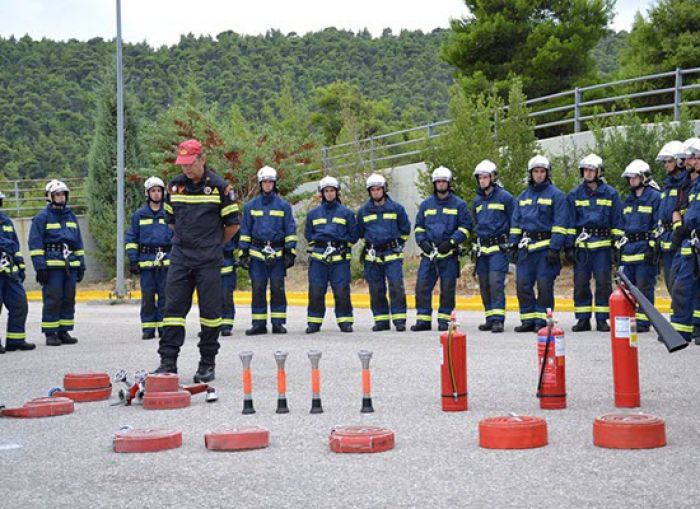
(536, 309, 566, 409)
(609, 285, 640, 407)
(440, 312, 467, 411)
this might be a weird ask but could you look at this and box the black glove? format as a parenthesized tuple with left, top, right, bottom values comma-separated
(671, 225, 687, 251)
(284, 251, 296, 269)
(507, 244, 518, 263)
(546, 249, 560, 265)
(77, 267, 85, 283)
(36, 269, 49, 285)
(238, 252, 250, 270)
(419, 240, 434, 255)
(129, 261, 140, 275)
(18, 269, 25, 282)
(564, 247, 575, 265)
(437, 240, 454, 255)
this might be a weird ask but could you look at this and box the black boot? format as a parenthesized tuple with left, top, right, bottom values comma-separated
(58, 331, 78, 344)
(142, 331, 156, 340)
(572, 319, 591, 332)
(5, 340, 36, 351)
(514, 323, 535, 333)
(438, 322, 449, 332)
(491, 322, 504, 333)
(596, 320, 610, 332)
(193, 360, 215, 383)
(272, 324, 287, 334)
(372, 322, 390, 332)
(395, 324, 406, 332)
(306, 325, 320, 334)
(245, 325, 267, 336)
(339, 323, 353, 333)
(220, 327, 232, 337)
(410, 322, 431, 332)
(152, 359, 178, 374)
(0, 342, 4, 354)
(45, 333, 61, 346)
(478, 322, 493, 331)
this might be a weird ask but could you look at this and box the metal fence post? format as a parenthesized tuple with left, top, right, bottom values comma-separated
(13, 180, 20, 217)
(322, 146, 329, 173)
(370, 136, 376, 172)
(674, 67, 682, 121)
(427, 123, 433, 139)
(574, 87, 581, 133)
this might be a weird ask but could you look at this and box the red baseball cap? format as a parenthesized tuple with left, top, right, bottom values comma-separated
(175, 139, 203, 165)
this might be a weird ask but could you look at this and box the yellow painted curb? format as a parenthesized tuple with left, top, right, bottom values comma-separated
(27, 290, 672, 313)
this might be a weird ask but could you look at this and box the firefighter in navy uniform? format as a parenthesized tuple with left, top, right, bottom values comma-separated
(618, 159, 661, 333)
(305, 176, 359, 333)
(356, 173, 411, 332)
(155, 139, 239, 382)
(411, 166, 472, 332)
(125, 177, 172, 340)
(670, 138, 700, 343)
(29, 180, 85, 346)
(0, 191, 34, 353)
(471, 160, 515, 334)
(220, 235, 239, 336)
(509, 155, 570, 333)
(567, 154, 623, 333)
(656, 140, 688, 294)
(238, 166, 297, 336)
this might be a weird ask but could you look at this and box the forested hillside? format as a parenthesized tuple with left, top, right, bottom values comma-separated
(0, 27, 630, 180)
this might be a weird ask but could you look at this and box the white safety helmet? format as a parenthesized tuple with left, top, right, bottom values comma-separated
(656, 140, 685, 165)
(318, 175, 340, 193)
(431, 166, 453, 183)
(144, 176, 165, 195)
(528, 155, 551, 172)
(684, 137, 700, 158)
(366, 173, 387, 191)
(46, 179, 69, 195)
(622, 159, 657, 190)
(473, 159, 498, 186)
(579, 153, 604, 179)
(257, 166, 278, 182)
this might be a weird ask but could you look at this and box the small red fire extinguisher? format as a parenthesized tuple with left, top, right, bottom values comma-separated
(536, 309, 566, 409)
(440, 312, 467, 411)
(609, 285, 640, 407)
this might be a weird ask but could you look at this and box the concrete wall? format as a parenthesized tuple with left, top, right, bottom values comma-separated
(13, 215, 109, 290)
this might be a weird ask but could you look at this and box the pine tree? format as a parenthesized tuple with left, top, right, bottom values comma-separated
(86, 64, 143, 276)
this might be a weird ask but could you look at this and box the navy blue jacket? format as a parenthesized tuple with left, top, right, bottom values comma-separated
(29, 205, 85, 272)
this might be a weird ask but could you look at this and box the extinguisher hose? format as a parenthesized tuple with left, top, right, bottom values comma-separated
(446, 319, 458, 400)
(536, 319, 554, 398)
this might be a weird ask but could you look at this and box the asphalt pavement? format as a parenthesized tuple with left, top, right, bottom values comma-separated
(1, 301, 699, 508)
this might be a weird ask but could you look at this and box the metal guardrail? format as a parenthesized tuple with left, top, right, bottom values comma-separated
(315, 67, 700, 175)
(0, 177, 87, 218)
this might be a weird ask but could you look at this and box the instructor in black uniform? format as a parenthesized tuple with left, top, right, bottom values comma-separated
(154, 139, 240, 383)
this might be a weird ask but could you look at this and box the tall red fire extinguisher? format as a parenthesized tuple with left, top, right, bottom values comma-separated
(536, 309, 566, 409)
(609, 284, 640, 407)
(440, 312, 467, 411)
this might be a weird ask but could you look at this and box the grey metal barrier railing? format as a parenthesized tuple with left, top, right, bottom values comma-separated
(0, 177, 88, 218)
(314, 67, 700, 176)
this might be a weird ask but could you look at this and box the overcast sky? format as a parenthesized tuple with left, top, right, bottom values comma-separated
(1, 0, 655, 47)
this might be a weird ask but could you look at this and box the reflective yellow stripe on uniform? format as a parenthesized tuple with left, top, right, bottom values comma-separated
(575, 200, 590, 207)
(510, 227, 522, 235)
(59, 319, 74, 326)
(239, 235, 252, 243)
(164, 203, 173, 214)
(575, 306, 593, 313)
(537, 198, 552, 205)
(221, 204, 239, 217)
(383, 213, 398, 219)
(612, 229, 624, 236)
(519, 199, 533, 206)
(424, 209, 437, 216)
(332, 217, 347, 225)
(163, 317, 186, 327)
(307, 316, 323, 323)
(527, 239, 551, 250)
(672, 322, 693, 333)
(46, 260, 66, 266)
(42, 321, 60, 328)
(270, 312, 286, 319)
(170, 195, 221, 204)
(139, 219, 154, 225)
(596, 199, 612, 206)
(126, 243, 138, 250)
(269, 210, 284, 217)
(552, 226, 567, 235)
(621, 254, 645, 262)
(337, 316, 354, 323)
(46, 223, 61, 230)
(74, 250, 84, 256)
(594, 306, 609, 313)
(437, 313, 451, 321)
(66, 222, 77, 228)
(200, 317, 222, 328)
(2, 225, 13, 232)
(312, 218, 327, 226)
(443, 209, 457, 215)
(30, 249, 45, 256)
(363, 214, 377, 223)
(392, 313, 407, 320)
(252, 313, 267, 320)
(220, 266, 234, 274)
(415, 227, 426, 233)
(638, 206, 652, 213)
(6, 331, 26, 339)
(487, 203, 505, 210)
(285, 235, 298, 243)
(416, 314, 431, 322)
(373, 314, 390, 322)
